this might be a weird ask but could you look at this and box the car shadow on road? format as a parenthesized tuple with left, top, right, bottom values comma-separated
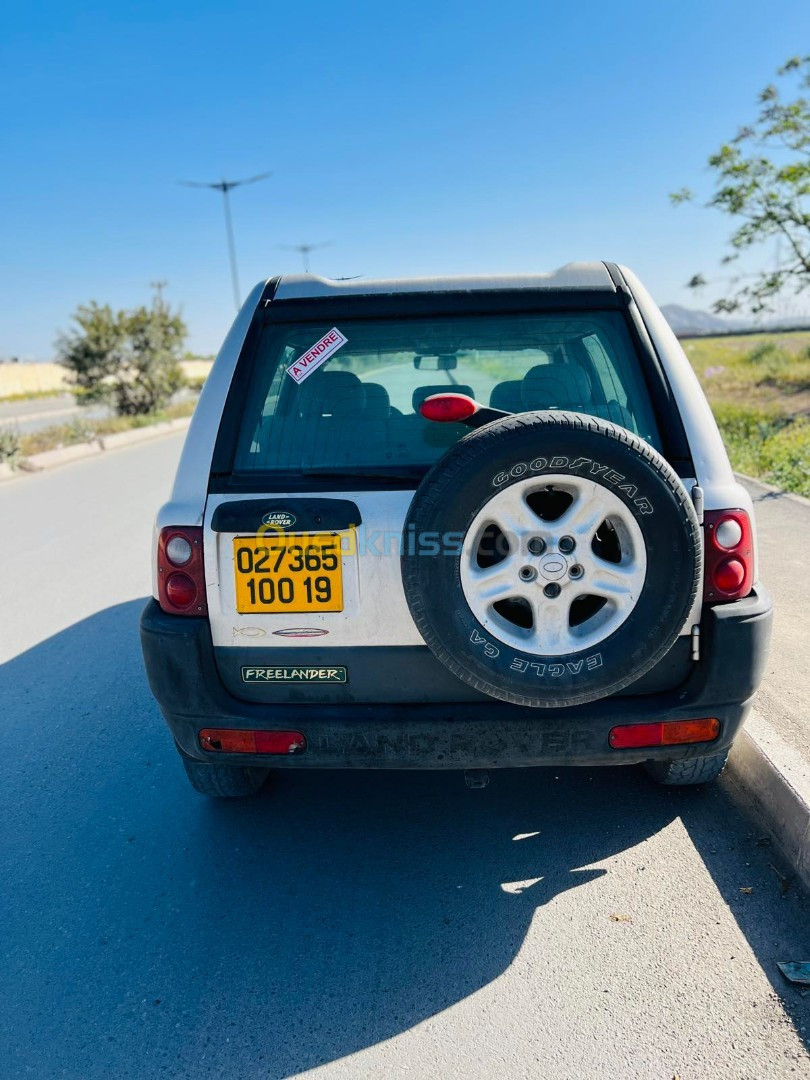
(1, 599, 807, 1078)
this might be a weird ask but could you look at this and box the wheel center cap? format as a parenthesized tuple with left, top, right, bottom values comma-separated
(538, 553, 568, 581)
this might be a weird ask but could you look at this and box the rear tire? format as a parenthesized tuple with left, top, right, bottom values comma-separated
(644, 750, 729, 787)
(179, 752, 269, 798)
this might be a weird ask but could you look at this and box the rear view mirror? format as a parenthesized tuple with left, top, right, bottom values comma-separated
(414, 353, 458, 371)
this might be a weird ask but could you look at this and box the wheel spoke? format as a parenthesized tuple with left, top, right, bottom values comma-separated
(487, 487, 541, 548)
(556, 482, 612, 542)
(532, 595, 572, 653)
(588, 558, 640, 611)
(468, 556, 533, 603)
(471, 561, 518, 602)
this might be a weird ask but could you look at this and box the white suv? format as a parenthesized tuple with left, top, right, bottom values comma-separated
(141, 263, 772, 796)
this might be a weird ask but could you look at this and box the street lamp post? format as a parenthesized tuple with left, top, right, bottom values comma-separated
(180, 172, 272, 310)
(279, 241, 332, 274)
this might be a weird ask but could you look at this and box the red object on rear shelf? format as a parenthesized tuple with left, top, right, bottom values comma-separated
(419, 393, 478, 422)
(199, 729, 307, 754)
(157, 527, 207, 615)
(703, 510, 754, 603)
(609, 718, 720, 749)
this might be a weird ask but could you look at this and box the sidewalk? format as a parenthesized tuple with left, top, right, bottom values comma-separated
(741, 476, 810, 767)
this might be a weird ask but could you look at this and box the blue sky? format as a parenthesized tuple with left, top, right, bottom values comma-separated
(2, 1, 808, 358)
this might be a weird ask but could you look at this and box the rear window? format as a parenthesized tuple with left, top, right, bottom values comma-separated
(231, 311, 661, 477)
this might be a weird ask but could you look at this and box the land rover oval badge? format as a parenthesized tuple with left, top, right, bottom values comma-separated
(262, 511, 296, 530)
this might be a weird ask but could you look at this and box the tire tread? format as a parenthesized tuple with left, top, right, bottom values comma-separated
(644, 750, 729, 786)
(180, 755, 268, 798)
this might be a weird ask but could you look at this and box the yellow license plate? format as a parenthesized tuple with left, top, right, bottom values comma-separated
(233, 533, 344, 614)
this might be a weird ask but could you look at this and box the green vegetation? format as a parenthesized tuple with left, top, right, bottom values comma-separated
(0, 426, 21, 465)
(672, 56, 810, 314)
(58, 289, 187, 416)
(684, 332, 810, 496)
(16, 399, 196, 458)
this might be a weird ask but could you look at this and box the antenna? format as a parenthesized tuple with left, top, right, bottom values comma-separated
(180, 172, 272, 310)
(279, 241, 332, 274)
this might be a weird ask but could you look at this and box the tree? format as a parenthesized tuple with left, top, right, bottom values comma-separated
(116, 293, 187, 415)
(672, 56, 810, 314)
(58, 289, 187, 415)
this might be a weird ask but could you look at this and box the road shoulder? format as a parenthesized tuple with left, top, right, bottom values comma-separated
(0, 416, 191, 480)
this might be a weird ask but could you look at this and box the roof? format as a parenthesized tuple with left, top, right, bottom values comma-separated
(271, 262, 615, 300)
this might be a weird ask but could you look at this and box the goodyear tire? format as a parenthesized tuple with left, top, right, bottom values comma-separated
(401, 412, 701, 708)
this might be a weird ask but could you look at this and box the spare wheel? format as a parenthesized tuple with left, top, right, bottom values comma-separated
(401, 411, 701, 708)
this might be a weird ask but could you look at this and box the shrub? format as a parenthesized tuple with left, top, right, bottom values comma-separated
(745, 341, 781, 364)
(58, 290, 187, 417)
(0, 426, 21, 465)
(740, 340, 810, 393)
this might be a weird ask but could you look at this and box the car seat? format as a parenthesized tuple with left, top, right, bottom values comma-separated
(489, 380, 523, 413)
(520, 363, 593, 411)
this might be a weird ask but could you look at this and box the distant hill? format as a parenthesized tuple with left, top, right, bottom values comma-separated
(661, 303, 810, 337)
(660, 305, 740, 336)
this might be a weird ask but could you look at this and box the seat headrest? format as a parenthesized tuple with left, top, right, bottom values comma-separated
(521, 363, 592, 411)
(412, 384, 475, 414)
(298, 369, 366, 415)
(489, 380, 523, 413)
(362, 383, 391, 419)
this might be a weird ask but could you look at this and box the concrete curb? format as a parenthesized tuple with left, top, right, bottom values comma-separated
(18, 441, 103, 471)
(735, 471, 810, 510)
(0, 416, 191, 481)
(726, 710, 810, 893)
(97, 417, 189, 450)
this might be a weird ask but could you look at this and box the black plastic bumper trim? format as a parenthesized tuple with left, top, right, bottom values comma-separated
(140, 586, 772, 769)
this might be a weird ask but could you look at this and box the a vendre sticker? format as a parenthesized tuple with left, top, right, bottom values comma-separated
(287, 328, 347, 384)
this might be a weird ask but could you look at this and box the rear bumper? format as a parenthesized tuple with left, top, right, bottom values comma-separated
(140, 586, 773, 769)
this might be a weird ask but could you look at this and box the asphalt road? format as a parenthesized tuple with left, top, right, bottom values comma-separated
(0, 436, 808, 1079)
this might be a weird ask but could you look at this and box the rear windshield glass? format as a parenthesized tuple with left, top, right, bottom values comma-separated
(231, 312, 661, 476)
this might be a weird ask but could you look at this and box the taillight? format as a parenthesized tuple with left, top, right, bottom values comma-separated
(609, 717, 720, 749)
(199, 729, 307, 754)
(703, 509, 754, 603)
(157, 526, 207, 615)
